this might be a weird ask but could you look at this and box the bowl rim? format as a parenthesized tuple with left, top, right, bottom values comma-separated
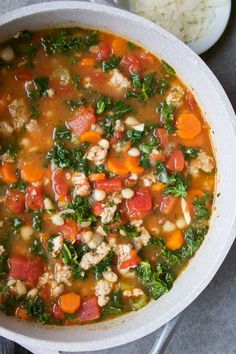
(0, 1, 236, 351)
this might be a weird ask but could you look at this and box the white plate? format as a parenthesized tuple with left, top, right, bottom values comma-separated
(115, 0, 232, 55)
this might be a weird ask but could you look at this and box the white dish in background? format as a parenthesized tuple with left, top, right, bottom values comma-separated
(115, 0, 232, 55)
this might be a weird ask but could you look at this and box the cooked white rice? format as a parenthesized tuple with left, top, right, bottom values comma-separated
(129, 0, 229, 43)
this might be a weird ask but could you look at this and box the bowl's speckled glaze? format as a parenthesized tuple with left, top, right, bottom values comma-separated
(0, 1, 236, 352)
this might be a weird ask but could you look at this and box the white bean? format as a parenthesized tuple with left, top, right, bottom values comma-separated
(128, 147, 140, 157)
(162, 220, 176, 233)
(88, 233, 103, 249)
(81, 230, 93, 244)
(0, 46, 15, 62)
(27, 288, 38, 298)
(125, 116, 140, 126)
(20, 225, 34, 241)
(98, 139, 110, 149)
(44, 197, 54, 210)
(121, 188, 134, 199)
(103, 270, 118, 283)
(51, 214, 64, 226)
(176, 217, 187, 229)
(93, 189, 106, 202)
(133, 123, 145, 132)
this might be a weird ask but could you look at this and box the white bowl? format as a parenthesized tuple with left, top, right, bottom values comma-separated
(0, 1, 236, 351)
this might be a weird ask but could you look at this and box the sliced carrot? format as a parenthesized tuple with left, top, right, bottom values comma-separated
(80, 131, 101, 143)
(15, 307, 29, 320)
(88, 173, 106, 182)
(124, 156, 144, 175)
(166, 229, 184, 251)
(59, 292, 81, 314)
(80, 57, 96, 66)
(21, 163, 44, 182)
(176, 113, 202, 139)
(112, 37, 128, 56)
(188, 189, 204, 202)
(0, 163, 18, 184)
(152, 182, 166, 192)
(181, 132, 203, 147)
(107, 155, 129, 175)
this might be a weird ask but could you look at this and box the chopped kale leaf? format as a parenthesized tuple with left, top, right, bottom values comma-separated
(93, 251, 114, 280)
(54, 125, 72, 141)
(102, 290, 123, 314)
(65, 98, 86, 111)
(24, 297, 52, 324)
(43, 29, 99, 55)
(193, 193, 211, 221)
(157, 101, 175, 134)
(161, 60, 176, 76)
(181, 146, 199, 159)
(101, 55, 122, 72)
(62, 242, 87, 280)
(30, 238, 48, 261)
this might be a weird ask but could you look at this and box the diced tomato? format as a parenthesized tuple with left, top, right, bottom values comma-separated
(15, 68, 34, 81)
(58, 219, 78, 243)
(25, 185, 44, 210)
(119, 250, 141, 269)
(39, 284, 51, 302)
(185, 91, 196, 111)
(122, 53, 142, 74)
(110, 131, 125, 145)
(9, 256, 44, 283)
(52, 168, 68, 196)
(51, 80, 75, 95)
(78, 297, 100, 322)
(165, 149, 185, 172)
(5, 189, 25, 214)
(159, 195, 177, 215)
(96, 41, 111, 61)
(156, 128, 169, 148)
(95, 178, 123, 191)
(126, 188, 152, 218)
(92, 201, 104, 216)
(67, 106, 96, 136)
(92, 71, 104, 84)
(52, 304, 65, 320)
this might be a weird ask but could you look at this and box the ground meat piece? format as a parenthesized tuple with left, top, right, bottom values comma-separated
(109, 69, 131, 90)
(50, 235, 63, 258)
(37, 272, 53, 287)
(50, 281, 64, 298)
(86, 145, 108, 165)
(132, 224, 151, 251)
(71, 172, 91, 196)
(100, 204, 117, 224)
(107, 192, 123, 205)
(25, 119, 39, 132)
(166, 86, 185, 108)
(54, 263, 72, 287)
(0, 121, 13, 135)
(80, 242, 110, 270)
(187, 150, 215, 176)
(95, 279, 113, 307)
(141, 172, 156, 187)
(8, 98, 29, 130)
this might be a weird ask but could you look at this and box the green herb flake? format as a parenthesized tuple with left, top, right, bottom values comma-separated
(161, 60, 176, 76)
